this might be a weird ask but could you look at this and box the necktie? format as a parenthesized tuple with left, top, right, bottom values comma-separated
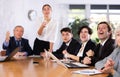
(99, 44, 103, 57)
(77, 43, 84, 57)
(65, 44, 68, 50)
(16, 40, 21, 51)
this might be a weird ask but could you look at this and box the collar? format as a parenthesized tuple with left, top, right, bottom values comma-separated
(82, 40, 88, 47)
(100, 38, 108, 46)
(14, 37, 22, 41)
(65, 39, 72, 46)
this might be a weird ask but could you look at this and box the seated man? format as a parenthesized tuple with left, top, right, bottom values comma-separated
(3, 25, 33, 57)
(82, 21, 115, 65)
(95, 25, 120, 77)
(52, 27, 81, 59)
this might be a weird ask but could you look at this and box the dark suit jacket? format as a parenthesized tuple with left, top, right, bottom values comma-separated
(91, 38, 115, 65)
(52, 38, 81, 59)
(79, 39, 96, 63)
(3, 36, 33, 56)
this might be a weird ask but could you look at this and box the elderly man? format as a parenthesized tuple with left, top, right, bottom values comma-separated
(3, 25, 33, 56)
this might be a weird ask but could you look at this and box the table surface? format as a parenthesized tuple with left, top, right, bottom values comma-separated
(0, 57, 108, 77)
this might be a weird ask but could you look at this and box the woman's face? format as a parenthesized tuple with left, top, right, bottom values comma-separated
(115, 30, 120, 47)
(42, 5, 51, 17)
(79, 28, 90, 42)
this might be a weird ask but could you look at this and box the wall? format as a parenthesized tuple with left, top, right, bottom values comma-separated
(0, 0, 69, 51)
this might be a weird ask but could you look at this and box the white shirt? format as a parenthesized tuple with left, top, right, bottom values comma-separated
(36, 17, 58, 43)
(77, 41, 88, 57)
(65, 39, 72, 47)
(100, 38, 108, 46)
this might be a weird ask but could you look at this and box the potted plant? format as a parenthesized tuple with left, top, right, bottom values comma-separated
(68, 18, 89, 41)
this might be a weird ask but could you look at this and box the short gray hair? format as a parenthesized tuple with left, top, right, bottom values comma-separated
(14, 25, 24, 31)
(114, 26, 120, 35)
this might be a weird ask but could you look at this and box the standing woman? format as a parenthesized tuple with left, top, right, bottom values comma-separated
(33, 4, 58, 56)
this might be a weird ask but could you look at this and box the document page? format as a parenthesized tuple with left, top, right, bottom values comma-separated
(72, 62, 89, 67)
(72, 69, 102, 75)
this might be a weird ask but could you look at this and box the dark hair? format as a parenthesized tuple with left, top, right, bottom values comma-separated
(78, 26, 93, 35)
(97, 21, 112, 38)
(60, 27, 72, 33)
(42, 4, 52, 10)
(97, 21, 111, 32)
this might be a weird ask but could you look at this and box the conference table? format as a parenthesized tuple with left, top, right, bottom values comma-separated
(0, 56, 108, 77)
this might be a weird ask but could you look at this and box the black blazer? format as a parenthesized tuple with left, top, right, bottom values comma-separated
(91, 38, 115, 65)
(53, 38, 81, 59)
(3, 36, 33, 56)
(79, 39, 96, 62)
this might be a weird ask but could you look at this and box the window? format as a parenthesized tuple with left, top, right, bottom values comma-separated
(109, 5, 120, 29)
(90, 5, 108, 41)
(69, 5, 85, 22)
(68, 4, 120, 41)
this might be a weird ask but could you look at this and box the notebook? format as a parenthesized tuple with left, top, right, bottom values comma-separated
(0, 47, 19, 62)
(46, 51, 89, 69)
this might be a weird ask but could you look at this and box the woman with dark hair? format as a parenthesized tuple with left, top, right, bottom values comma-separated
(63, 26, 96, 65)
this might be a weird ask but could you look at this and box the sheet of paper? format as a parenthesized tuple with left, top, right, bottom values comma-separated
(72, 62, 89, 67)
(51, 59, 74, 62)
(29, 55, 41, 58)
(72, 69, 102, 75)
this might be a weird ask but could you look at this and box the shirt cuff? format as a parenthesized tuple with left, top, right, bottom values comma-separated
(3, 41, 9, 47)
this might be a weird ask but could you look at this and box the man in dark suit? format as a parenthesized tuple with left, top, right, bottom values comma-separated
(52, 27, 81, 59)
(92, 38, 115, 64)
(3, 25, 33, 56)
(82, 21, 115, 65)
(95, 25, 120, 77)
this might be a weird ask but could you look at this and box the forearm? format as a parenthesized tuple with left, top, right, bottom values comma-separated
(38, 26, 44, 35)
(110, 69, 115, 75)
(95, 59, 106, 70)
(69, 54, 79, 61)
(49, 42, 54, 52)
(3, 41, 9, 49)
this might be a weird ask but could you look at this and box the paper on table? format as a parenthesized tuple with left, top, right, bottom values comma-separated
(72, 69, 102, 75)
(72, 62, 89, 67)
(51, 59, 74, 62)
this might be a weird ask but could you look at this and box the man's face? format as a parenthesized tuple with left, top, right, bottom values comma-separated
(79, 28, 90, 42)
(61, 32, 72, 43)
(14, 27, 24, 40)
(97, 24, 111, 41)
